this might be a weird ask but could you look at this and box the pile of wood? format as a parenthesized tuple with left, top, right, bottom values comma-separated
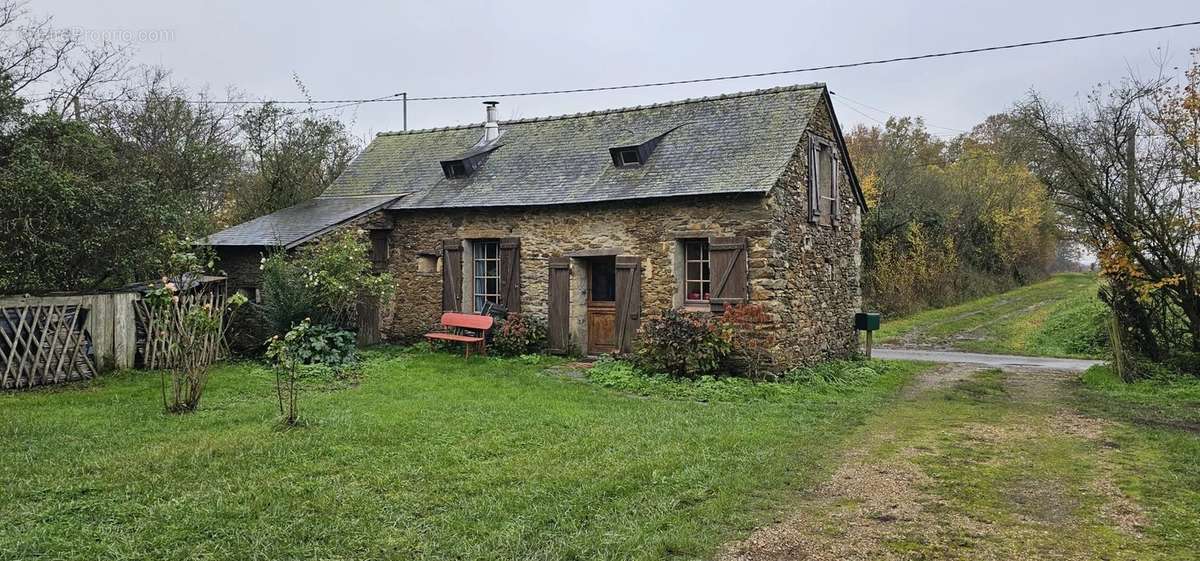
(0, 304, 97, 389)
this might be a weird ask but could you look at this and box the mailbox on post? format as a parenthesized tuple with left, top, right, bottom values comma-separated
(855, 312, 882, 358)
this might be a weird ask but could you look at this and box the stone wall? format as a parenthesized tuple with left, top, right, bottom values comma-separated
(380, 195, 775, 349)
(762, 99, 863, 365)
(215, 246, 266, 295)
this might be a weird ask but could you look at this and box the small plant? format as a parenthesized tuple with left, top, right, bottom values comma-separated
(265, 319, 307, 426)
(290, 323, 358, 366)
(634, 309, 732, 378)
(491, 314, 548, 357)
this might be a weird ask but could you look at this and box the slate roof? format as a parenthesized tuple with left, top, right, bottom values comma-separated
(204, 194, 401, 248)
(321, 83, 828, 209)
(207, 83, 863, 248)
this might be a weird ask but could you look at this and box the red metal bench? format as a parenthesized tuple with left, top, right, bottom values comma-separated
(424, 312, 494, 357)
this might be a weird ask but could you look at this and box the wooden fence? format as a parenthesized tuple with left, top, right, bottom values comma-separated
(0, 292, 138, 389)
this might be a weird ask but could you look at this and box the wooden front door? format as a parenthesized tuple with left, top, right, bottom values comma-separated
(586, 256, 617, 354)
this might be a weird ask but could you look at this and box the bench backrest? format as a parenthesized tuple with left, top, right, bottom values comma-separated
(440, 312, 494, 331)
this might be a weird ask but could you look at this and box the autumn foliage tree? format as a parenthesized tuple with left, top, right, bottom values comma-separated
(846, 118, 1058, 315)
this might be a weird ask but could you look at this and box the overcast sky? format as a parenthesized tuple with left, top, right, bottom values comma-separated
(34, 0, 1200, 141)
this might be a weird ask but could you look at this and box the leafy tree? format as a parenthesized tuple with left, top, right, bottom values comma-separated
(226, 103, 359, 225)
(92, 68, 243, 233)
(0, 83, 182, 292)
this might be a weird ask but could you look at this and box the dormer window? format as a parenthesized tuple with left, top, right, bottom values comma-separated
(609, 125, 680, 169)
(440, 143, 503, 180)
(615, 147, 642, 167)
(442, 160, 468, 179)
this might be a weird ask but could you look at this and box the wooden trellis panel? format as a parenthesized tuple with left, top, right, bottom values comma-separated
(0, 304, 97, 389)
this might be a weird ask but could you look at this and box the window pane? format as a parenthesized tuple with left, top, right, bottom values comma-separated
(700, 261, 710, 282)
(486, 261, 498, 277)
(700, 243, 709, 261)
(686, 262, 701, 282)
(686, 282, 703, 300)
(686, 242, 700, 261)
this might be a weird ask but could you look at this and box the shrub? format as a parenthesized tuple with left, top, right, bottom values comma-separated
(634, 309, 732, 378)
(225, 301, 274, 356)
(143, 280, 247, 414)
(260, 252, 315, 334)
(288, 322, 357, 367)
(260, 228, 395, 333)
(490, 314, 548, 357)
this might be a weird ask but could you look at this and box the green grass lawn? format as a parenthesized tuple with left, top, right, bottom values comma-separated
(876, 273, 1108, 358)
(0, 352, 926, 561)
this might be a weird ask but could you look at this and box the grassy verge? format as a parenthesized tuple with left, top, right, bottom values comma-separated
(1075, 365, 1200, 555)
(876, 273, 1108, 358)
(782, 366, 1199, 558)
(0, 351, 926, 561)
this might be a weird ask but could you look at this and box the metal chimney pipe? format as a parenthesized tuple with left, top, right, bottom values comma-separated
(483, 101, 500, 142)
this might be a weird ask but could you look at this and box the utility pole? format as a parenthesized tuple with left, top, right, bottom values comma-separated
(402, 92, 407, 131)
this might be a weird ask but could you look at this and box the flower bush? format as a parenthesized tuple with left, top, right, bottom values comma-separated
(490, 314, 548, 357)
(143, 278, 247, 414)
(260, 228, 395, 333)
(633, 309, 732, 378)
(633, 304, 781, 379)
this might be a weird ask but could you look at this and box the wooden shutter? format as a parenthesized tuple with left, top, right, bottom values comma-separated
(613, 256, 642, 354)
(368, 230, 390, 271)
(831, 153, 841, 222)
(547, 257, 570, 353)
(441, 239, 463, 312)
(499, 237, 521, 313)
(807, 135, 820, 223)
(708, 236, 748, 309)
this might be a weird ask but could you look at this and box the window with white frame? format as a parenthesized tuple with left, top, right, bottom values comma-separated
(683, 239, 711, 303)
(472, 240, 501, 311)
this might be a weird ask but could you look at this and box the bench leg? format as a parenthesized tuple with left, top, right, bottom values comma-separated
(479, 339, 487, 357)
(464, 342, 470, 359)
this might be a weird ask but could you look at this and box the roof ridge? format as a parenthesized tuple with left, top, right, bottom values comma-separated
(376, 82, 826, 136)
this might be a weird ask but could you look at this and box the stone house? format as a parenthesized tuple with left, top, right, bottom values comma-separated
(207, 83, 867, 365)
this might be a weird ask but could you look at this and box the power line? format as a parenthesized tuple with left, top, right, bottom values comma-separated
(831, 92, 969, 134)
(75, 18, 1200, 109)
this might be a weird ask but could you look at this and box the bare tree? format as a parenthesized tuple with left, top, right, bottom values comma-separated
(1016, 60, 1200, 359)
(0, 0, 128, 116)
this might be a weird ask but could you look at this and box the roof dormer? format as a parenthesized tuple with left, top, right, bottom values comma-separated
(609, 126, 680, 168)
